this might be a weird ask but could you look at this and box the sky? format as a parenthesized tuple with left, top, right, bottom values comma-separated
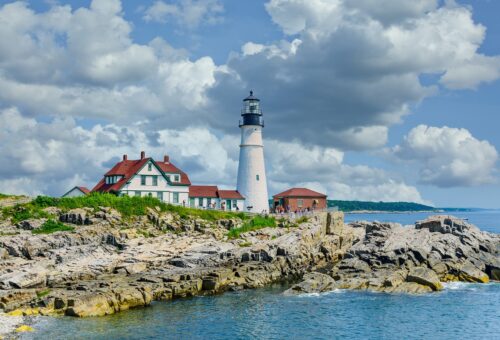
(0, 0, 499, 208)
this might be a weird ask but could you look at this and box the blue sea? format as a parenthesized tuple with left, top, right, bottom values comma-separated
(25, 211, 500, 340)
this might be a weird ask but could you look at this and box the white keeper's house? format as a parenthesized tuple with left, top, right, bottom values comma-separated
(91, 151, 244, 211)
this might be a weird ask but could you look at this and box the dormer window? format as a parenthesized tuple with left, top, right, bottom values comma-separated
(105, 175, 123, 184)
(174, 174, 180, 182)
(148, 163, 152, 171)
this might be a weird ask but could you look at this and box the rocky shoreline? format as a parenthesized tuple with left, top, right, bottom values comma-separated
(0, 204, 499, 337)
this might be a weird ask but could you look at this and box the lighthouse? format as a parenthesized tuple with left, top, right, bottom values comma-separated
(237, 91, 269, 213)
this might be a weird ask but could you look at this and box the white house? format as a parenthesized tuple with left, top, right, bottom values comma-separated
(92, 151, 190, 205)
(62, 186, 90, 198)
(189, 185, 245, 211)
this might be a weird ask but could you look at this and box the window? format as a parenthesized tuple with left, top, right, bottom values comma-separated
(148, 192, 153, 197)
(157, 192, 163, 201)
(207, 198, 211, 206)
(256, 174, 260, 181)
(141, 175, 146, 185)
(297, 199, 304, 208)
(174, 174, 180, 182)
(198, 197, 204, 206)
(189, 197, 195, 207)
(148, 163, 152, 171)
(173, 192, 179, 203)
(135, 191, 141, 197)
(152, 176, 158, 186)
(232, 200, 237, 208)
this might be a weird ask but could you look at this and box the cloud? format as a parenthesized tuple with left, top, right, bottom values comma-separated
(391, 125, 498, 187)
(142, 0, 224, 29)
(263, 140, 430, 204)
(206, 0, 500, 150)
(0, 107, 428, 204)
(0, 0, 498, 153)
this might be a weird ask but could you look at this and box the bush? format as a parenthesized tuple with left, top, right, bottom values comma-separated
(32, 220, 74, 234)
(2, 193, 248, 224)
(4, 205, 51, 224)
(227, 215, 276, 239)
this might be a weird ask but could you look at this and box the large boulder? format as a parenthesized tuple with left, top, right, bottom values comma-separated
(59, 208, 92, 225)
(407, 267, 443, 291)
(284, 272, 336, 295)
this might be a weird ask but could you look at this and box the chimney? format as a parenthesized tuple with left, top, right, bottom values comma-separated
(123, 154, 128, 161)
(140, 151, 145, 159)
(164, 155, 170, 163)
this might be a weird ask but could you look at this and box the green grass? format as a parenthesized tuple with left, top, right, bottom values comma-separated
(238, 241, 253, 247)
(32, 219, 74, 234)
(227, 216, 276, 239)
(2, 193, 248, 224)
(295, 216, 309, 224)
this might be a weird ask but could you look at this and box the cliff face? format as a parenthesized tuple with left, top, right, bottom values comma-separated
(0, 208, 498, 321)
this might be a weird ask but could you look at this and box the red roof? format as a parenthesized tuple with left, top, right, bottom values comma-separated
(189, 185, 219, 198)
(273, 188, 327, 198)
(77, 187, 90, 194)
(157, 161, 191, 185)
(218, 190, 244, 199)
(92, 156, 190, 193)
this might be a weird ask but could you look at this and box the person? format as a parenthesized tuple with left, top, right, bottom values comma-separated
(236, 206, 240, 212)
(182, 200, 186, 207)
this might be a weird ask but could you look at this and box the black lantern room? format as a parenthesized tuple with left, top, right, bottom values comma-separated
(240, 91, 264, 127)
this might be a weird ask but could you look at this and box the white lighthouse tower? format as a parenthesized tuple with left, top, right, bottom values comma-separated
(237, 91, 269, 213)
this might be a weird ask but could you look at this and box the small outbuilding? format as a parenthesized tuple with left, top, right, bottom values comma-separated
(273, 188, 327, 212)
(62, 186, 90, 198)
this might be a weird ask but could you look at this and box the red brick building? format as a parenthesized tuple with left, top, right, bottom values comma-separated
(272, 188, 327, 212)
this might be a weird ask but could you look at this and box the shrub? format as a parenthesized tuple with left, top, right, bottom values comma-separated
(227, 215, 276, 239)
(32, 220, 74, 234)
(3, 193, 248, 224)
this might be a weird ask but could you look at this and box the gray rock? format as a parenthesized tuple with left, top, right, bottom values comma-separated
(17, 219, 46, 230)
(284, 272, 336, 295)
(407, 267, 443, 291)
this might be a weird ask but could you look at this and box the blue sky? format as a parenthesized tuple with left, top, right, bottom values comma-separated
(0, 0, 499, 208)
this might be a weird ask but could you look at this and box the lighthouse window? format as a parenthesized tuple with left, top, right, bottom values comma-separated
(256, 174, 260, 181)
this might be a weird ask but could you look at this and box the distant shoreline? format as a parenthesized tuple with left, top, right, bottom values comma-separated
(344, 210, 442, 214)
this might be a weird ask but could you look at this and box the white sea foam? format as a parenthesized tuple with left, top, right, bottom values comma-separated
(295, 289, 345, 298)
(442, 282, 477, 291)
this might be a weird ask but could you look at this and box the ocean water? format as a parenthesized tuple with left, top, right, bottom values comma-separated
(25, 211, 500, 340)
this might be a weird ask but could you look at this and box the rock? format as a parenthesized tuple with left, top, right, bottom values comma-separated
(284, 272, 336, 295)
(407, 267, 443, 291)
(326, 212, 345, 236)
(65, 293, 116, 317)
(114, 262, 147, 275)
(59, 208, 92, 225)
(456, 262, 489, 283)
(390, 282, 433, 294)
(95, 207, 122, 223)
(17, 219, 46, 230)
(6, 270, 47, 289)
(0, 247, 8, 260)
(15, 325, 34, 333)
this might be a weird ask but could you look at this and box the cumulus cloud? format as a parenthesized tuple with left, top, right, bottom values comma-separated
(0, 107, 428, 204)
(391, 125, 498, 187)
(0, 0, 220, 124)
(142, 0, 224, 29)
(206, 0, 500, 150)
